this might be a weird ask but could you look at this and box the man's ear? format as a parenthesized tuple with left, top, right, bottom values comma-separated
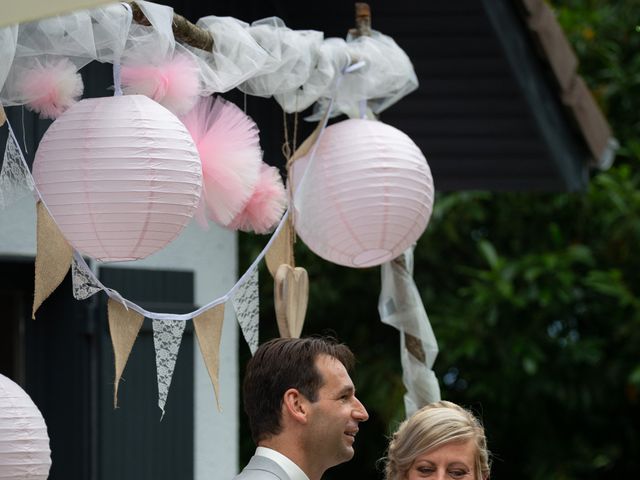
(282, 388, 309, 424)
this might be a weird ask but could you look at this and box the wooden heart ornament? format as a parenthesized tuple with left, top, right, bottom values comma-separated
(274, 264, 309, 338)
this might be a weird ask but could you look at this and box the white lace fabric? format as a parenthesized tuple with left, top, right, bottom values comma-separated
(0, 126, 35, 210)
(231, 267, 260, 355)
(152, 319, 186, 418)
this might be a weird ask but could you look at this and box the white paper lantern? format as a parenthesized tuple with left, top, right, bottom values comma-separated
(291, 118, 434, 268)
(33, 94, 202, 261)
(0, 374, 51, 480)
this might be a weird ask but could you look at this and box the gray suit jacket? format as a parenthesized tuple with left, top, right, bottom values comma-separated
(233, 455, 292, 480)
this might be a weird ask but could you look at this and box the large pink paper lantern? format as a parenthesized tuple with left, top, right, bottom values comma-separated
(0, 374, 51, 480)
(291, 118, 434, 268)
(33, 95, 202, 261)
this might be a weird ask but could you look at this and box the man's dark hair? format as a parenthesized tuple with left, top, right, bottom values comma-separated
(243, 336, 355, 444)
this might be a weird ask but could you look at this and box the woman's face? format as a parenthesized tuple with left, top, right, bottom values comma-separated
(404, 440, 476, 480)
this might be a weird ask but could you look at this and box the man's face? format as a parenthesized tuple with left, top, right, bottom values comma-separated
(303, 354, 369, 469)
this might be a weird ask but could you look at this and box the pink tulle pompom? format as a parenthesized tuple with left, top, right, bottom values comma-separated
(228, 163, 287, 234)
(181, 96, 262, 226)
(21, 58, 84, 119)
(121, 53, 200, 115)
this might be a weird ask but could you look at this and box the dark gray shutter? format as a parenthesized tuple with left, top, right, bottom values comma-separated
(98, 267, 195, 480)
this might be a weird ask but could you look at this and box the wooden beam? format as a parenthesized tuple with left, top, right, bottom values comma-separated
(0, 0, 111, 28)
(482, 0, 589, 190)
(129, 1, 214, 52)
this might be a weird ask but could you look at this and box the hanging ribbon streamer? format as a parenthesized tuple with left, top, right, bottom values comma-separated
(378, 245, 441, 416)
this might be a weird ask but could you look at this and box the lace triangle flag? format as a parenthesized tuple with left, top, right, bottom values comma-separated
(0, 126, 35, 210)
(32, 201, 73, 319)
(231, 267, 259, 355)
(108, 298, 144, 408)
(152, 319, 186, 418)
(193, 304, 225, 411)
(71, 255, 102, 300)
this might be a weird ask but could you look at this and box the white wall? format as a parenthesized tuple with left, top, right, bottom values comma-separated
(0, 198, 239, 479)
(116, 221, 239, 480)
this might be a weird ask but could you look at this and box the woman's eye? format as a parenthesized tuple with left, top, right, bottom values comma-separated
(417, 467, 435, 475)
(449, 470, 469, 478)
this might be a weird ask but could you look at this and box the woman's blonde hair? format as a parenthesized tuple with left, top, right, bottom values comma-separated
(384, 401, 491, 480)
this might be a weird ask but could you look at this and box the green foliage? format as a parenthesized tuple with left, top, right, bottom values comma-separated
(238, 1, 640, 478)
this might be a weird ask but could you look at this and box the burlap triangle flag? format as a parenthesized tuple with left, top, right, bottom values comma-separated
(289, 119, 324, 165)
(265, 120, 325, 278)
(32, 201, 73, 319)
(108, 298, 144, 408)
(193, 304, 225, 411)
(265, 216, 294, 277)
(0, 105, 6, 126)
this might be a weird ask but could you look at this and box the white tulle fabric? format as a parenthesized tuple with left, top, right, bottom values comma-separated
(0, 2, 417, 116)
(121, 1, 174, 67)
(308, 31, 419, 119)
(0, 3, 131, 106)
(194, 16, 270, 94)
(0, 26, 18, 93)
(240, 18, 324, 99)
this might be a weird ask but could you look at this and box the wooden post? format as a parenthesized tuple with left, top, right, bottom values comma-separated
(349, 3, 372, 38)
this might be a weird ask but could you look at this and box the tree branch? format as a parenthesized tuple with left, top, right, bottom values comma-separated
(129, 1, 214, 52)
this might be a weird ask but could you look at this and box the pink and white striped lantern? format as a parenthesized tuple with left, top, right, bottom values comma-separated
(0, 373, 51, 480)
(291, 118, 434, 268)
(33, 94, 202, 261)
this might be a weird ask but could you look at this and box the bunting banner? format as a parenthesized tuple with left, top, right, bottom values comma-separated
(108, 298, 144, 408)
(193, 304, 225, 411)
(378, 245, 441, 417)
(152, 319, 186, 418)
(32, 201, 73, 318)
(231, 267, 260, 355)
(0, 66, 342, 409)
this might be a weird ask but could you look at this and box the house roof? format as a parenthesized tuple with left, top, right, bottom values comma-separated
(171, 0, 615, 192)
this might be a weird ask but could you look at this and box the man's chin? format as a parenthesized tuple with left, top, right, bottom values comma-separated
(341, 446, 355, 461)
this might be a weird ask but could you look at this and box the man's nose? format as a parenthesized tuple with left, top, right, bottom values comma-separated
(352, 396, 369, 422)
